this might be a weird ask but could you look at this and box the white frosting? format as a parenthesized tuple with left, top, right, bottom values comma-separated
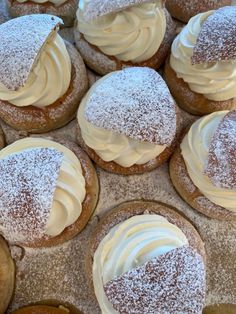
(16, 0, 68, 6)
(0, 138, 86, 236)
(170, 11, 236, 101)
(181, 111, 236, 213)
(77, 76, 166, 168)
(76, 1, 166, 63)
(93, 214, 188, 314)
(0, 33, 71, 108)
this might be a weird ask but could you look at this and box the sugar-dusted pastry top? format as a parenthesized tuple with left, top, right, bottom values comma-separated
(77, 1, 166, 63)
(192, 6, 236, 64)
(78, 0, 164, 21)
(181, 111, 236, 213)
(93, 214, 188, 313)
(0, 14, 71, 107)
(0, 138, 86, 242)
(205, 110, 236, 189)
(16, 0, 68, 5)
(170, 10, 236, 101)
(104, 246, 205, 314)
(77, 67, 176, 167)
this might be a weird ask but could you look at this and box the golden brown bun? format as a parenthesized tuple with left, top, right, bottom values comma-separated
(77, 106, 182, 175)
(86, 200, 206, 289)
(0, 123, 5, 149)
(164, 58, 236, 115)
(169, 147, 236, 221)
(0, 236, 15, 314)
(7, 0, 77, 27)
(19, 138, 99, 248)
(0, 41, 88, 134)
(74, 9, 176, 75)
(12, 305, 69, 314)
(165, 0, 231, 23)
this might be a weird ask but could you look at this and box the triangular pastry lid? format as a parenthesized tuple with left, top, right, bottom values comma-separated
(104, 246, 205, 314)
(204, 110, 236, 189)
(81, 0, 164, 22)
(0, 147, 63, 242)
(192, 6, 236, 64)
(0, 14, 63, 91)
(84, 67, 176, 146)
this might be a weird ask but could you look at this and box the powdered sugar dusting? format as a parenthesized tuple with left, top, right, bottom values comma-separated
(192, 6, 236, 64)
(85, 67, 176, 145)
(0, 147, 63, 243)
(82, 0, 164, 21)
(104, 246, 205, 314)
(166, 0, 231, 20)
(0, 14, 62, 91)
(205, 110, 236, 189)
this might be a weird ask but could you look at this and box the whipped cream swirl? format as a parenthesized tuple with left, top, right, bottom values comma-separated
(16, 0, 68, 6)
(0, 32, 71, 108)
(170, 11, 236, 101)
(0, 138, 86, 236)
(77, 76, 166, 168)
(76, 1, 166, 63)
(181, 111, 236, 212)
(93, 214, 188, 314)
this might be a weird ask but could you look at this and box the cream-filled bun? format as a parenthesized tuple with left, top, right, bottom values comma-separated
(87, 201, 206, 314)
(7, 0, 77, 26)
(170, 110, 236, 221)
(165, 6, 236, 115)
(77, 67, 180, 175)
(0, 14, 88, 133)
(0, 236, 15, 314)
(74, 0, 176, 75)
(0, 137, 99, 247)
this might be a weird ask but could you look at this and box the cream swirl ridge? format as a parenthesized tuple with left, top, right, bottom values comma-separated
(77, 77, 166, 168)
(0, 33, 71, 107)
(0, 138, 86, 236)
(170, 11, 236, 101)
(181, 111, 236, 212)
(76, 1, 166, 63)
(93, 214, 188, 314)
(16, 0, 68, 6)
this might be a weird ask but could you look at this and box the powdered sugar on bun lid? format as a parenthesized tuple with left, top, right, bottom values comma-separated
(192, 6, 236, 64)
(84, 67, 176, 146)
(205, 110, 236, 189)
(0, 14, 63, 91)
(0, 147, 63, 244)
(80, 0, 164, 21)
(104, 246, 205, 314)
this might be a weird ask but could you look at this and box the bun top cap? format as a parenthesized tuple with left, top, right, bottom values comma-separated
(81, 0, 164, 21)
(104, 246, 205, 314)
(205, 109, 236, 190)
(192, 6, 236, 64)
(0, 14, 63, 91)
(0, 147, 63, 243)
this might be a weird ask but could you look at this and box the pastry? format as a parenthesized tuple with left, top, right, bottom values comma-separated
(12, 304, 82, 314)
(166, 0, 231, 23)
(0, 236, 15, 314)
(0, 123, 5, 149)
(77, 67, 181, 175)
(0, 14, 88, 133)
(87, 200, 206, 314)
(164, 6, 236, 115)
(74, 0, 176, 75)
(170, 110, 236, 221)
(7, 0, 76, 26)
(0, 137, 99, 247)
